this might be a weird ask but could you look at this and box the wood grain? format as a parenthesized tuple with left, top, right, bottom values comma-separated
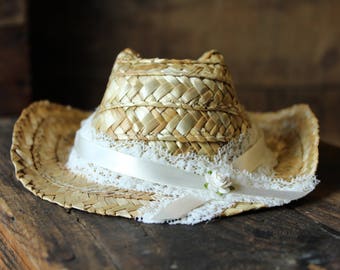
(0, 118, 339, 270)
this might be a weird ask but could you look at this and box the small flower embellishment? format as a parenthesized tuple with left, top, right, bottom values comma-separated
(204, 170, 233, 195)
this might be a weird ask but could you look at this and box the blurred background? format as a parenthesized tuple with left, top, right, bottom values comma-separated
(1, 0, 340, 146)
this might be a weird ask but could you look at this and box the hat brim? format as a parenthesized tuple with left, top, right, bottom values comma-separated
(10, 101, 319, 219)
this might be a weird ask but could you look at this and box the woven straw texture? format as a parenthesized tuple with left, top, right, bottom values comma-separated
(92, 49, 249, 156)
(11, 101, 319, 219)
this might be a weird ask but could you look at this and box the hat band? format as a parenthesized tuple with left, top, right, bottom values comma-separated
(72, 131, 310, 221)
(74, 130, 273, 191)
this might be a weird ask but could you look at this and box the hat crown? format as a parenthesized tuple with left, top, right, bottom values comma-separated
(92, 48, 249, 155)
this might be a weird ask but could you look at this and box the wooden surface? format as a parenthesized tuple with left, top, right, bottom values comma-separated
(0, 118, 339, 270)
(0, 0, 30, 115)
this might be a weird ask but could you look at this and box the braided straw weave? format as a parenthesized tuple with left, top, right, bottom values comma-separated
(11, 101, 319, 219)
(92, 49, 250, 156)
(10, 50, 319, 221)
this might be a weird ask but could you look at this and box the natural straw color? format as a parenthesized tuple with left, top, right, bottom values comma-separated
(11, 101, 319, 219)
(92, 49, 249, 156)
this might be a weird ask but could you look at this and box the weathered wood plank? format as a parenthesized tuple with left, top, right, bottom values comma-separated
(0, 118, 339, 270)
(292, 142, 340, 232)
(0, 119, 117, 269)
(68, 208, 340, 269)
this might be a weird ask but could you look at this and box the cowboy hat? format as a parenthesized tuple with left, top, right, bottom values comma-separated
(11, 49, 319, 224)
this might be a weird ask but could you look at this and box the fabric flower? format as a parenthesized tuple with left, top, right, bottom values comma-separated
(204, 171, 233, 195)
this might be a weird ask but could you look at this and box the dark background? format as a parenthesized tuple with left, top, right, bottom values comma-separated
(1, 0, 340, 146)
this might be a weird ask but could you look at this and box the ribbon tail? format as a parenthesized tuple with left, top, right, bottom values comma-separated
(232, 185, 310, 201)
(233, 133, 276, 172)
(150, 195, 208, 222)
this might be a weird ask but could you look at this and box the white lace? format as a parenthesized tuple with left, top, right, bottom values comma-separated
(66, 113, 319, 225)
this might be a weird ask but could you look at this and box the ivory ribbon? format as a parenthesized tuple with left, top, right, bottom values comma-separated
(151, 195, 207, 221)
(73, 131, 309, 222)
(74, 133, 206, 190)
(233, 135, 275, 172)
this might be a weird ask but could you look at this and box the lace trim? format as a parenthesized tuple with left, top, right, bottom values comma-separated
(66, 113, 319, 224)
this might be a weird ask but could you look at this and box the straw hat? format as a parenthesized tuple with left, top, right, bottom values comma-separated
(11, 49, 319, 224)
